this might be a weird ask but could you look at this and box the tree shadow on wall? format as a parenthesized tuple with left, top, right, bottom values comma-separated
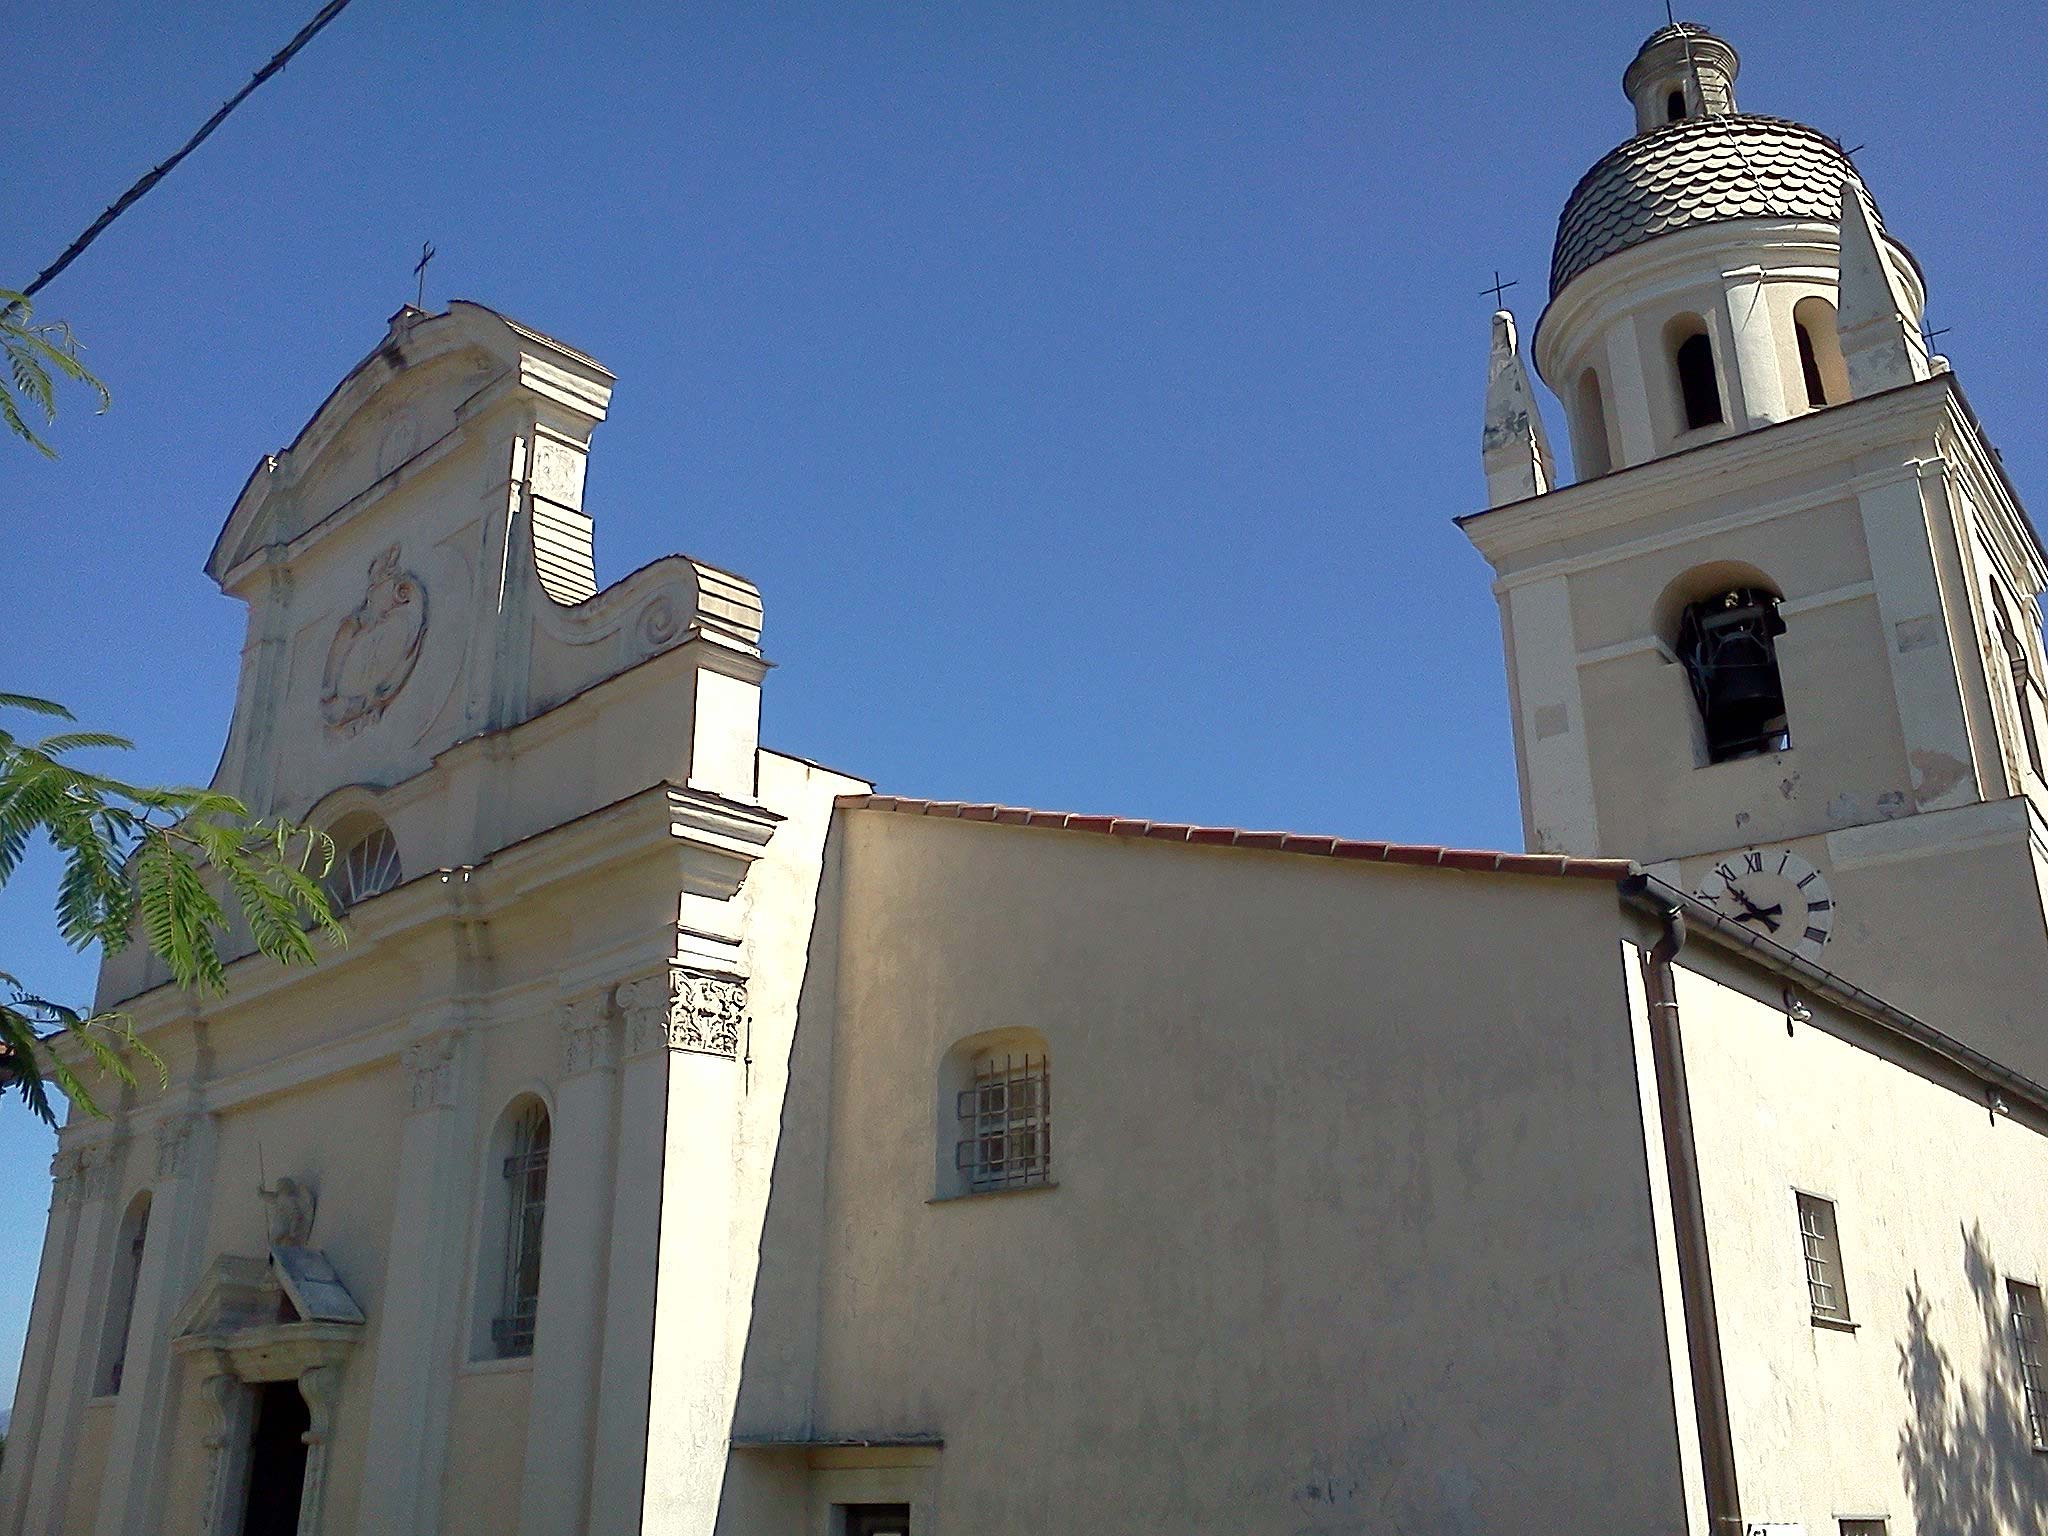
(1897, 1222, 2048, 1534)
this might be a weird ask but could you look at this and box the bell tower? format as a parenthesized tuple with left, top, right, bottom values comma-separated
(1464, 22, 2048, 1078)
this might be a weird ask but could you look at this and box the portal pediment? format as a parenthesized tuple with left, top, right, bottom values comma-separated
(172, 1245, 366, 1383)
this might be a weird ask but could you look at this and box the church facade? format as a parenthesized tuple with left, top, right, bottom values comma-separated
(7, 22, 2048, 1536)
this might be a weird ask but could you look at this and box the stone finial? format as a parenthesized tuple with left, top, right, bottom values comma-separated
(1836, 181, 1930, 398)
(1481, 311, 1555, 508)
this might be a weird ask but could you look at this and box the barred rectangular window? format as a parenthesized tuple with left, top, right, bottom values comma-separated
(955, 1051, 1050, 1192)
(2009, 1280, 2048, 1451)
(1797, 1192, 1852, 1324)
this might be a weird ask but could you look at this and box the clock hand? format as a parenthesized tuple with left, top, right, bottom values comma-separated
(1725, 885, 1783, 931)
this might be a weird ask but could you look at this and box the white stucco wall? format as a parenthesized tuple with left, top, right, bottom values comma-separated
(1645, 926, 2048, 1533)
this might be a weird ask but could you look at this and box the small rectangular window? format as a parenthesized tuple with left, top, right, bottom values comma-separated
(842, 1506, 911, 1536)
(2008, 1280, 2048, 1450)
(1797, 1193, 1852, 1325)
(1839, 1520, 1888, 1536)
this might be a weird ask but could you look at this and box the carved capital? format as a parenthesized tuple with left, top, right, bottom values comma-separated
(49, 1148, 81, 1207)
(156, 1115, 199, 1180)
(617, 966, 747, 1060)
(400, 1034, 460, 1114)
(57, 1144, 116, 1206)
(560, 992, 618, 1077)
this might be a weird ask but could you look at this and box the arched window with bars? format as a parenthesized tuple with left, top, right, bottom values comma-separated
(95, 1191, 151, 1395)
(478, 1097, 550, 1359)
(937, 1030, 1052, 1199)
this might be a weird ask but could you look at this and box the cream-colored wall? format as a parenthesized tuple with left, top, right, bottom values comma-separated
(55, 1401, 112, 1536)
(735, 811, 1696, 1533)
(441, 1364, 534, 1536)
(1646, 930, 2048, 1532)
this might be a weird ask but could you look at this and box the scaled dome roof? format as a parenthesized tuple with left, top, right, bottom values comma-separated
(1550, 113, 1878, 298)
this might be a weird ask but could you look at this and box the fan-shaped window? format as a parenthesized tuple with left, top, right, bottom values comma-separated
(486, 1098, 550, 1359)
(1673, 327, 1725, 431)
(323, 823, 401, 911)
(95, 1191, 151, 1395)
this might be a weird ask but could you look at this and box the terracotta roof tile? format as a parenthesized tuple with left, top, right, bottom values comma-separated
(832, 795, 1637, 884)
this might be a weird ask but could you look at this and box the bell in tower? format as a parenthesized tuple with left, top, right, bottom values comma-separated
(1462, 20, 2048, 1082)
(1675, 588, 1790, 763)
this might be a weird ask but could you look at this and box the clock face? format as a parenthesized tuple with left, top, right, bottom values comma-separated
(1692, 848, 1836, 959)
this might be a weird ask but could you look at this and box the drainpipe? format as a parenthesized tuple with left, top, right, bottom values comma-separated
(1629, 882, 1743, 1534)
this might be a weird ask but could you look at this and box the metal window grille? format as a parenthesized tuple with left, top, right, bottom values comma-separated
(2010, 1280, 2048, 1450)
(325, 826, 402, 911)
(955, 1052, 1050, 1193)
(492, 1103, 550, 1358)
(103, 1201, 149, 1393)
(1797, 1193, 1852, 1323)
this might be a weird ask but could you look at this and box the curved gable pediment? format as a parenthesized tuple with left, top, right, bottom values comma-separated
(207, 302, 612, 586)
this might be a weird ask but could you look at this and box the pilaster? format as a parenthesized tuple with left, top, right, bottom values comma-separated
(356, 1028, 477, 1535)
(633, 963, 751, 1532)
(516, 991, 619, 1536)
(1860, 463, 1982, 812)
(1602, 322, 1657, 467)
(94, 1111, 219, 1535)
(0, 1151, 89, 1535)
(1722, 268, 1789, 429)
(1504, 574, 1601, 854)
(19, 1139, 123, 1536)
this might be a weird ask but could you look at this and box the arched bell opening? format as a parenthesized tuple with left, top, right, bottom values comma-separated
(1658, 565, 1793, 764)
(1667, 317, 1726, 433)
(1572, 367, 1616, 480)
(1792, 295, 1850, 409)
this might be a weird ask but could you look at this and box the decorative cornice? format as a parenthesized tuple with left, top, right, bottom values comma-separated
(1460, 375, 1957, 569)
(617, 965, 747, 1060)
(560, 992, 618, 1077)
(401, 1033, 461, 1113)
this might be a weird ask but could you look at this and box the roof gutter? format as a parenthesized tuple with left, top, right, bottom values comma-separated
(1629, 892, 1744, 1534)
(1619, 872, 2048, 1122)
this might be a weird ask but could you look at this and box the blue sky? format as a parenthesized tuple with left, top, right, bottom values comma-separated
(1, 0, 2043, 1410)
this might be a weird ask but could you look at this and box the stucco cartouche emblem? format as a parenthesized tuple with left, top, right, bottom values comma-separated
(319, 543, 427, 738)
(617, 966, 748, 1059)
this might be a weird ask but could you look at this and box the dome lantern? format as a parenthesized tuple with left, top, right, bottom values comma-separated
(1622, 22, 1740, 135)
(1523, 22, 1928, 484)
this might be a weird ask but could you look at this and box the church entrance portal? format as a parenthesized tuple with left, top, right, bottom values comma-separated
(240, 1381, 311, 1535)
